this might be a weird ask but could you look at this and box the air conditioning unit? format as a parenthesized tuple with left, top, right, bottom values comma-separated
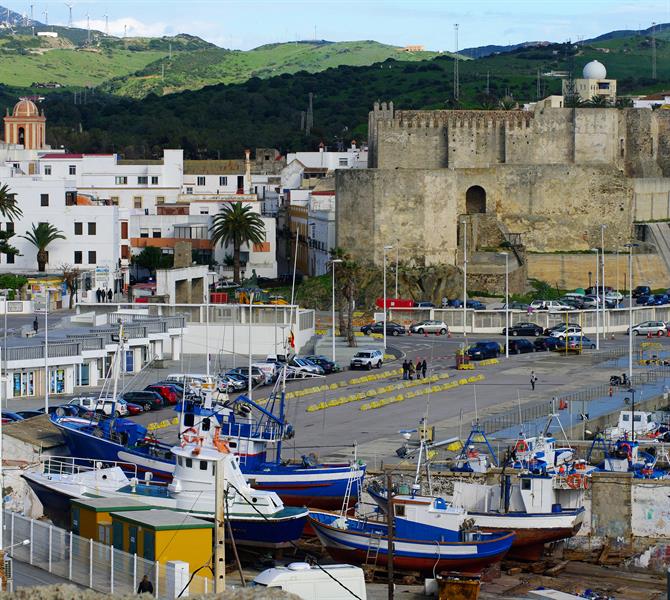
(5, 555, 13, 580)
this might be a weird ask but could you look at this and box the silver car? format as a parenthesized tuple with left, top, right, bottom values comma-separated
(409, 320, 449, 335)
(629, 320, 667, 336)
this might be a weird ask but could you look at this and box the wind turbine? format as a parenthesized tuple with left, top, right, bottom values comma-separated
(42, 8, 48, 25)
(85, 12, 90, 44)
(64, 2, 73, 27)
(103, 14, 108, 36)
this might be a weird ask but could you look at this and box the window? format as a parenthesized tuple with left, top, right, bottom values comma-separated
(115, 176, 128, 185)
(186, 187, 193, 195)
(197, 176, 206, 186)
(111, 196, 120, 205)
(200, 460, 207, 471)
(74, 251, 82, 264)
(6, 222, 14, 235)
(338, 158, 348, 166)
(152, 229, 161, 238)
(151, 176, 158, 185)
(137, 176, 148, 185)
(88, 222, 96, 235)
(133, 197, 142, 209)
(185, 458, 192, 468)
(394, 505, 406, 517)
(121, 222, 128, 239)
(69, 165, 76, 175)
(140, 229, 149, 238)
(74, 222, 83, 235)
(6, 253, 14, 264)
(219, 176, 227, 186)
(156, 196, 165, 204)
(88, 251, 96, 264)
(121, 245, 129, 259)
(521, 478, 532, 490)
(44, 165, 51, 175)
(199, 209, 209, 215)
(40, 194, 49, 207)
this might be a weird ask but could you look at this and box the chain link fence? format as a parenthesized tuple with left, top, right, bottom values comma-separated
(3, 511, 213, 597)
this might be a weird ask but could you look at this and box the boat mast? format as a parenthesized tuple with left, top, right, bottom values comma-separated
(214, 455, 226, 592)
(386, 471, 395, 600)
(110, 323, 124, 419)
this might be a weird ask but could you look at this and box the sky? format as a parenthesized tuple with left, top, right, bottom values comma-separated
(4, 0, 670, 51)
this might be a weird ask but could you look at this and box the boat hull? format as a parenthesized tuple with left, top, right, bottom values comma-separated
(308, 511, 514, 574)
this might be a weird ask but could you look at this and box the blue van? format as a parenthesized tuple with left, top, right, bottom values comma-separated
(467, 341, 501, 360)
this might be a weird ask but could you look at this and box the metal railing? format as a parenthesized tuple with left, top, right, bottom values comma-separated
(3, 510, 213, 598)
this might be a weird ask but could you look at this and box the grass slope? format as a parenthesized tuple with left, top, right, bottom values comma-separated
(100, 40, 449, 98)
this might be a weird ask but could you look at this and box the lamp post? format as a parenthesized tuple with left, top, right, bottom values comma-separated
(330, 259, 343, 363)
(394, 244, 399, 299)
(499, 252, 509, 358)
(382, 245, 393, 352)
(601, 225, 606, 337)
(624, 243, 639, 383)
(462, 219, 468, 338)
(44, 289, 49, 413)
(592, 249, 600, 350)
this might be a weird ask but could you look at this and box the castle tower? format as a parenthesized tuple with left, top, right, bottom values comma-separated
(3, 98, 46, 149)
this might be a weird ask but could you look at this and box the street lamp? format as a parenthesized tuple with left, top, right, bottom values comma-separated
(624, 242, 639, 383)
(44, 288, 50, 413)
(591, 248, 600, 350)
(382, 245, 393, 352)
(499, 252, 509, 358)
(462, 219, 468, 338)
(394, 243, 399, 300)
(330, 259, 343, 363)
(600, 225, 606, 337)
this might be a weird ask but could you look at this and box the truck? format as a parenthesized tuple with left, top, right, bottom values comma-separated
(252, 563, 366, 600)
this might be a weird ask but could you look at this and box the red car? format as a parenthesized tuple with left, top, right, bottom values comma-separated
(144, 384, 177, 405)
(124, 402, 144, 416)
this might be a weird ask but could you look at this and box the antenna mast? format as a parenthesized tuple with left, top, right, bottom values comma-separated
(86, 13, 90, 44)
(104, 14, 109, 36)
(652, 22, 657, 80)
(453, 24, 460, 101)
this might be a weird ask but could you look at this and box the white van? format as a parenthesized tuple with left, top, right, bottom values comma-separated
(166, 373, 216, 388)
(252, 563, 366, 600)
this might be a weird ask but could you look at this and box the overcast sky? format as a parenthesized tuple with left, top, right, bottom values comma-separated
(5, 0, 670, 51)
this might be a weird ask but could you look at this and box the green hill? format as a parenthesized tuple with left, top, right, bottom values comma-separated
(99, 40, 450, 98)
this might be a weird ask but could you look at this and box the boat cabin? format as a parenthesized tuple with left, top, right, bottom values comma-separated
(391, 495, 466, 541)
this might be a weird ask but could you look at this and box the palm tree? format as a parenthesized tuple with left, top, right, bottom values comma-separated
(329, 246, 360, 347)
(0, 184, 22, 221)
(20, 223, 65, 272)
(210, 203, 266, 283)
(587, 95, 610, 107)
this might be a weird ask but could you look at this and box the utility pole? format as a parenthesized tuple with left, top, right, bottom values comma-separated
(536, 68, 541, 100)
(486, 71, 490, 95)
(652, 22, 657, 80)
(453, 24, 459, 101)
(214, 457, 226, 593)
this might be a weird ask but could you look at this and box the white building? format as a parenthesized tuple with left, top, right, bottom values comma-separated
(286, 143, 368, 171)
(633, 92, 670, 109)
(562, 60, 617, 104)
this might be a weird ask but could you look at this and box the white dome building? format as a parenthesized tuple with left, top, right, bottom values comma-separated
(582, 60, 607, 80)
(562, 60, 617, 104)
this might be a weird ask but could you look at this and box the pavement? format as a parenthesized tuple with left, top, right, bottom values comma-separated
(11, 559, 82, 589)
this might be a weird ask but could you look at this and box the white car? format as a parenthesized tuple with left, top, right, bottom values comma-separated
(628, 321, 667, 336)
(530, 300, 571, 312)
(68, 396, 128, 417)
(605, 291, 624, 303)
(550, 326, 583, 340)
(350, 350, 383, 370)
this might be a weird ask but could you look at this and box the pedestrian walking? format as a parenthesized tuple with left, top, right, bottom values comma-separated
(95, 288, 101, 303)
(107, 288, 113, 302)
(530, 370, 538, 391)
(32, 317, 38, 333)
(138, 575, 154, 595)
(402, 360, 409, 380)
(416, 359, 422, 380)
(421, 359, 427, 379)
(408, 361, 415, 380)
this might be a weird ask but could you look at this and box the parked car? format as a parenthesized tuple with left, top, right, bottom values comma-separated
(15, 410, 43, 420)
(566, 335, 596, 349)
(360, 321, 406, 336)
(605, 290, 624, 303)
(416, 301, 435, 308)
(534, 337, 561, 351)
(227, 367, 266, 387)
(559, 297, 585, 310)
(68, 396, 129, 417)
(289, 357, 324, 377)
(37, 404, 91, 417)
(544, 322, 582, 336)
(218, 373, 248, 392)
(2, 412, 24, 424)
(124, 402, 145, 416)
(409, 320, 449, 335)
(646, 294, 670, 306)
(530, 300, 571, 312)
(502, 322, 543, 337)
(550, 326, 584, 340)
(350, 350, 384, 370)
(144, 384, 178, 405)
(466, 300, 487, 310)
(500, 301, 530, 311)
(305, 355, 340, 374)
(585, 286, 613, 296)
(628, 320, 668, 336)
(251, 362, 280, 384)
(448, 299, 463, 308)
(636, 294, 651, 305)
(119, 391, 164, 411)
(633, 285, 652, 298)
(507, 338, 535, 354)
(467, 341, 501, 360)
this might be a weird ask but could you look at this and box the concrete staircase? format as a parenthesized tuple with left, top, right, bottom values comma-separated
(645, 222, 670, 275)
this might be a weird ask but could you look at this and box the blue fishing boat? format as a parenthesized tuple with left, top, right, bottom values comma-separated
(53, 360, 366, 509)
(308, 510, 514, 573)
(588, 436, 667, 479)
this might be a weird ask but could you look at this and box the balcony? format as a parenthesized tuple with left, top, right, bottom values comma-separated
(130, 238, 213, 250)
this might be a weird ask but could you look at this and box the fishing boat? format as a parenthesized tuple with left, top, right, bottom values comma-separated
(52, 330, 366, 510)
(308, 509, 515, 574)
(368, 467, 586, 561)
(588, 436, 667, 479)
(23, 434, 308, 548)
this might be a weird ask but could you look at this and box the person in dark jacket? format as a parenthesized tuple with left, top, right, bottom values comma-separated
(402, 360, 409, 380)
(107, 288, 113, 302)
(421, 359, 427, 379)
(138, 575, 154, 594)
(408, 361, 415, 380)
(415, 359, 422, 380)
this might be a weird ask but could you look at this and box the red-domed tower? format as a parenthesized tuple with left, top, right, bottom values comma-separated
(3, 98, 46, 149)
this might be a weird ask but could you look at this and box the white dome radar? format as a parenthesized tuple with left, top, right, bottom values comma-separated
(583, 60, 607, 79)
